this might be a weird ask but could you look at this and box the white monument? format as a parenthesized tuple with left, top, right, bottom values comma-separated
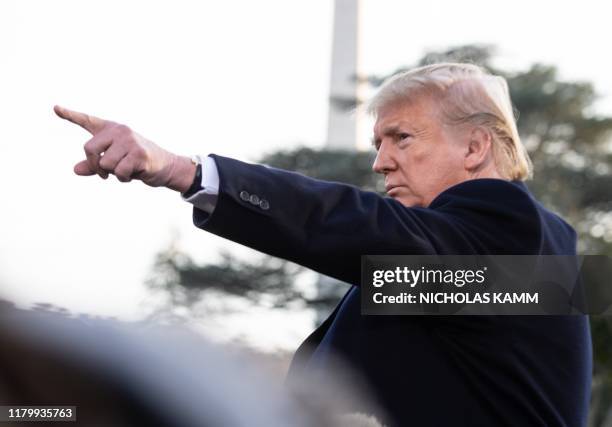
(326, 0, 363, 150)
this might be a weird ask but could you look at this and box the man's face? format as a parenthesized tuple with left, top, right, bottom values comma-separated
(372, 97, 468, 208)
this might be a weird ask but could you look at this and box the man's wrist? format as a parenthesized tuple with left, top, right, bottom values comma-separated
(181, 162, 203, 198)
(166, 155, 198, 193)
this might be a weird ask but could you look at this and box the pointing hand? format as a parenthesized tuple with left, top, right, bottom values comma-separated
(54, 105, 195, 191)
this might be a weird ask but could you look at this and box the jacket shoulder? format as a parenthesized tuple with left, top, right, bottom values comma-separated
(428, 179, 545, 254)
(431, 178, 577, 255)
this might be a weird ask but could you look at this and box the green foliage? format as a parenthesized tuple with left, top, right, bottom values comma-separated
(260, 148, 380, 191)
(146, 247, 343, 315)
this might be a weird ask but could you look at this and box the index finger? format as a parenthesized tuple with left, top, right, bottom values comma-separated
(54, 105, 108, 134)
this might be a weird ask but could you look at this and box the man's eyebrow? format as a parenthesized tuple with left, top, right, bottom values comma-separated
(371, 125, 403, 146)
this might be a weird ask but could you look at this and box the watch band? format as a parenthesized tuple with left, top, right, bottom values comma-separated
(182, 159, 203, 198)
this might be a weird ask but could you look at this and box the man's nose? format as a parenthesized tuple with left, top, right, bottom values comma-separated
(372, 143, 397, 175)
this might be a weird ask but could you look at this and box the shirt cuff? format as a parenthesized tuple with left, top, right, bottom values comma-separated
(181, 155, 219, 213)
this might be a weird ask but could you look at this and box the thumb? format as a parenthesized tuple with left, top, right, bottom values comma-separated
(74, 160, 97, 176)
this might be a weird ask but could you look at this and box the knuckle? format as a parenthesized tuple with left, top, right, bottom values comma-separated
(114, 169, 128, 181)
(132, 145, 146, 159)
(84, 142, 95, 155)
(115, 123, 130, 134)
(115, 124, 134, 141)
(98, 156, 111, 170)
(113, 125, 134, 142)
(114, 163, 133, 182)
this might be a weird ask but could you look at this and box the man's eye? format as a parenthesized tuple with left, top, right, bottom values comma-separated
(398, 133, 412, 140)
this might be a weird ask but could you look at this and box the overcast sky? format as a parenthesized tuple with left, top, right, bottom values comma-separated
(1, 0, 611, 351)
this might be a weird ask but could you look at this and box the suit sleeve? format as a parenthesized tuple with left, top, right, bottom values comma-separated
(190, 155, 540, 285)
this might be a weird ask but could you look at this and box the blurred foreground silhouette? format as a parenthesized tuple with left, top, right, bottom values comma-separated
(0, 300, 385, 427)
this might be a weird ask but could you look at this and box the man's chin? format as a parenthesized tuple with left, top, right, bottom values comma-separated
(387, 187, 424, 207)
(391, 195, 421, 208)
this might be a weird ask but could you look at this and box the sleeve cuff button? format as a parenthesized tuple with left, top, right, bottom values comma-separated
(239, 190, 250, 201)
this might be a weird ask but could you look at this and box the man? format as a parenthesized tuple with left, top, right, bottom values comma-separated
(55, 63, 592, 426)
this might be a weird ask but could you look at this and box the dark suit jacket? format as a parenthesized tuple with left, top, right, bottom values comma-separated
(192, 154, 592, 427)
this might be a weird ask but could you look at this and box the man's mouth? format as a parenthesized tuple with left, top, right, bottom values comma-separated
(385, 185, 403, 196)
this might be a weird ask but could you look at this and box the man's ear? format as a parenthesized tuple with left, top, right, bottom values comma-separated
(464, 126, 493, 172)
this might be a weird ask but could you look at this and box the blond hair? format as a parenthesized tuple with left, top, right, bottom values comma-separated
(366, 63, 532, 180)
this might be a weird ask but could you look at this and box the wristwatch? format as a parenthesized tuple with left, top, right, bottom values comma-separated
(182, 156, 204, 198)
